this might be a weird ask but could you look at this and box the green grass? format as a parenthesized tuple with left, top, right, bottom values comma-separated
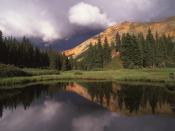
(0, 68, 175, 87)
(104, 57, 123, 69)
(0, 64, 30, 77)
(23, 68, 60, 76)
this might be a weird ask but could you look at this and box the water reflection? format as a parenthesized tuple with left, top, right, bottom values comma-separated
(0, 82, 175, 131)
(74, 82, 175, 115)
(0, 82, 175, 118)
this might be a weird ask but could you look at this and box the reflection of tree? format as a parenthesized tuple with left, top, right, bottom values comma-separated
(117, 86, 143, 113)
(85, 82, 113, 106)
(0, 82, 69, 118)
(0, 82, 175, 117)
(85, 82, 175, 114)
(118, 85, 175, 114)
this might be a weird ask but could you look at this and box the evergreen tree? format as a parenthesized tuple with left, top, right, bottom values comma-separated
(0, 31, 7, 64)
(115, 32, 121, 52)
(95, 36, 103, 68)
(137, 33, 145, 67)
(145, 29, 155, 67)
(48, 49, 58, 69)
(103, 37, 111, 65)
(158, 36, 167, 67)
(120, 33, 134, 68)
(85, 43, 96, 70)
(131, 34, 142, 67)
(172, 45, 175, 66)
(62, 55, 71, 71)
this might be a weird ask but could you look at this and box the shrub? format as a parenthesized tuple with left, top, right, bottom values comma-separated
(74, 71, 83, 75)
(0, 64, 30, 77)
(92, 68, 103, 71)
(169, 72, 174, 80)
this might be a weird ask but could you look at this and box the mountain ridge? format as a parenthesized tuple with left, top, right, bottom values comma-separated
(64, 16, 175, 57)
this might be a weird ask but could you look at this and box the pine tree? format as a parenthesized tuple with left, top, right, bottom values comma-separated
(131, 34, 142, 67)
(120, 33, 133, 68)
(85, 43, 95, 70)
(62, 55, 71, 71)
(137, 33, 145, 67)
(159, 36, 167, 67)
(95, 36, 103, 68)
(145, 29, 155, 67)
(172, 45, 175, 66)
(0, 31, 7, 64)
(0, 31, 3, 63)
(115, 32, 121, 52)
(48, 49, 58, 69)
(155, 33, 163, 67)
(103, 37, 111, 65)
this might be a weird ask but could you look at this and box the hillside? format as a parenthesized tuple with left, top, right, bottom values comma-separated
(64, 16, 175, 57)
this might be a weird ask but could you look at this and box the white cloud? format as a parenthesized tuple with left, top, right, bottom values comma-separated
(0, 0, 174, 42)
(0, 11, 60, 42)
(72, 112, 118, 131)
(68, 2, 114, 27)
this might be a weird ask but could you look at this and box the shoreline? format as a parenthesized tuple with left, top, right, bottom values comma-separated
(0, 69, 175, 88)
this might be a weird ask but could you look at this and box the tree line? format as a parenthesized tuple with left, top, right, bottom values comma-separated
(119, 29, 175, 68)
(1, 29, 175, 70)
(79, 36, 112, 70)
(79, 29, 175, 70)
(0, 31, 72, 70)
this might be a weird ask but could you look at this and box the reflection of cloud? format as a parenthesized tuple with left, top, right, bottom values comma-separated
(42, 100, 63, 119)
(0, 100, 65, 131)
(0, 91, 175, 131)
(72, 112, 118, 131)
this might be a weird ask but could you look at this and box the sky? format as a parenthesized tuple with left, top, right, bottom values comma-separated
(0, 0, 175, 42)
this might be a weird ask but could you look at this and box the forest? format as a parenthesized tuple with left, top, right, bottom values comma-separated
(0, 31, 73, 71)
(0, 29, 175, 71)
(79, 29, 175, 70)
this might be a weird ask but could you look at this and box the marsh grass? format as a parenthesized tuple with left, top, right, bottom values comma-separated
(23, 68, 60, 75)
(0, 64, 30, 77)
(0, 68, 175, 88)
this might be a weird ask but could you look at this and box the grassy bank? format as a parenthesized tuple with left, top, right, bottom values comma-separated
(0, 64, 30, 77)
(0, 68, 175, 87)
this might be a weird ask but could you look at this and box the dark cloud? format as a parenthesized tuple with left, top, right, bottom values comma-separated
(0, 0, 174, 42)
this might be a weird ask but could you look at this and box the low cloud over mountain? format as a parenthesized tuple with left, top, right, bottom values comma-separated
(0, 0, 174, 43)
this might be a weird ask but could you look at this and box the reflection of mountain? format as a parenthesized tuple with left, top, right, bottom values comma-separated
(0, 82, 175, 118)
(66, 82, 175, 115)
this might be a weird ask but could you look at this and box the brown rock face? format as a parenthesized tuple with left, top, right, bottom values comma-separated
(64, 16, 175, 57)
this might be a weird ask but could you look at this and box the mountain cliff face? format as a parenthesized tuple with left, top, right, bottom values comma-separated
(64, 16, 175, 57)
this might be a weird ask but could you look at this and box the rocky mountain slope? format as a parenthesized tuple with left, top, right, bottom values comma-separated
(64, 16, 175, 57)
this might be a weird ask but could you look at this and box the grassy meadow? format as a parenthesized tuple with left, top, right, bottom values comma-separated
(0, 67, 175, 88)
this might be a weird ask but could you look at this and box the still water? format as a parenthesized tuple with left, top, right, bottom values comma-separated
(0, 82, 175, 131)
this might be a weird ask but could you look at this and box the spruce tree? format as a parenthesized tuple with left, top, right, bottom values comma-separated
(62, 55, 71, 71)
(0, 31, 3, 63)
(137, 33, 145, 67)
(95, 36, 103, 68)
(120, 33, 133, 68)
(159, 36, 167, 67)
(145, 29, 155, 67)
(85, 43, 95, 70)
(0, 31, 7, 64)
(115, 32, 121, 52)
(131, 34, 142, 67)
(103, 37, 111, 65)
(172, 45, 175, 66)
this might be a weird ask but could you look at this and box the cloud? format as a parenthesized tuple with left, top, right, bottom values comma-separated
(0, 0, 174, 42)
(0, 11, 60, 42)
(68, 2, 114, 28)
(72, 112, 117, 131)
